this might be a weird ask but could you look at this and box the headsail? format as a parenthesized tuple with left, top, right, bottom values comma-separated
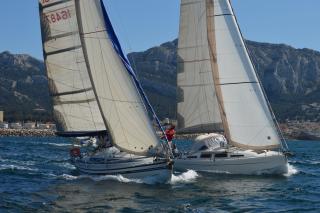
(177, 0, 223, 134)
(207, 0, 281, 149)
(75, 0, 160, 155)
(39, 0, 105, 132)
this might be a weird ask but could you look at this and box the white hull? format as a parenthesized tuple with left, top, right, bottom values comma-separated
(73, 153, 172, 181)
(175, 152, 288, 175)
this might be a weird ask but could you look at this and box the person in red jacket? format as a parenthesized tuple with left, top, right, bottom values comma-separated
(165, 124, 176, 142)
(164, 124, 177, 154)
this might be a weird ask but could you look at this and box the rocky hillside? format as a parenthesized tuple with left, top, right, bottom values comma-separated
(1, 39, 320, 122)
(0, 51, 51, 121)
(128, 39, 320, 122)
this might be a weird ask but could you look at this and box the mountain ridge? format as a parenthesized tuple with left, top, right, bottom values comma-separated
(1, 39, 320, 123)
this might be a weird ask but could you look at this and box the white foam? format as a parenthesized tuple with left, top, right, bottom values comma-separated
(284, 163, 298, 177)
(0, 164, 38, 172)
(43, 142, 71, 147)
(169, 170, 199, 184)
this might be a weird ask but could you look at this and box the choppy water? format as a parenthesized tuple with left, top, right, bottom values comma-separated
(0, 137, 319, 212)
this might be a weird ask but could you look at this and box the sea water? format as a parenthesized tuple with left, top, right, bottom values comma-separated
(0, 137, 319, 212)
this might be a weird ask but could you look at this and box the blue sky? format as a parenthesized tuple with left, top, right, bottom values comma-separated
(0, 0, 319, 60)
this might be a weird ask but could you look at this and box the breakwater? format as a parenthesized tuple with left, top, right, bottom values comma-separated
(0, 129, 55, 137)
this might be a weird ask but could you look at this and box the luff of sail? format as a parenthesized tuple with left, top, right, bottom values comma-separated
(206, 0, 281, 150)
(39, 0, 105, 132)
(74, 0, 160, 155)
(177, 0, 223, 134)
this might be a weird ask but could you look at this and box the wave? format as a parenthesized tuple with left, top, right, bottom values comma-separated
(0, 164, 38, 172)
(42, 142, 72, 147)
(170, 170, 199, 184)
(57, 170, 199, 185)
(58, 173, 145, 184)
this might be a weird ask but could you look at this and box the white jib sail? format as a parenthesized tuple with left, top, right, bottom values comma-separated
(208, 0, 281, 149)
(75, 0, 160, 155)
(177, 0, 223, 134)
(39, 0, 105, 132)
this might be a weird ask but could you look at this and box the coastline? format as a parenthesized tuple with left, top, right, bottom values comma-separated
(0, 128, 319, 141)
(0, 129, 55, 137)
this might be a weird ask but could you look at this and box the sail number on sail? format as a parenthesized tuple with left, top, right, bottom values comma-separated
(44, 9, 71, 24)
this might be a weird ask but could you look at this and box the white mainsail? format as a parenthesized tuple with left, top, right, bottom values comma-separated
(177, 0, 223, 134)
(39, 0, 105, 132)
(178, 0, 282, 150)
(39, 0, 161, 155)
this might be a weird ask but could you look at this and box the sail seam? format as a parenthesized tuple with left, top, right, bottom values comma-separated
(46, 45, 82, 56)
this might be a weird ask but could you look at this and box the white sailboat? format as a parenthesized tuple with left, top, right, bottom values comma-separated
(38, 0, 172, 180)
(175, 0, 289, 175)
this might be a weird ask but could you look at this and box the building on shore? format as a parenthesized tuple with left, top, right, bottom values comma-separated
(37, 123, 56, 130)
(9, 122, 23, 129)
(24, 122, 36, 129)
(0, 122, 9, 129)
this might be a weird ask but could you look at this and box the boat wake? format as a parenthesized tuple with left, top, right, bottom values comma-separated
(58, 170, 199, 185)
(170, 170, 199, 184)
(58, 173, 168, 185)
(284, 163, 298, 177)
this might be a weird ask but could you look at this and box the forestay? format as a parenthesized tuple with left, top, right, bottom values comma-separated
(39, 0, 105, 132)
(177, 0, 223, 134)
(75, 0, 160, 155)
(207, 0, 281, 149)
